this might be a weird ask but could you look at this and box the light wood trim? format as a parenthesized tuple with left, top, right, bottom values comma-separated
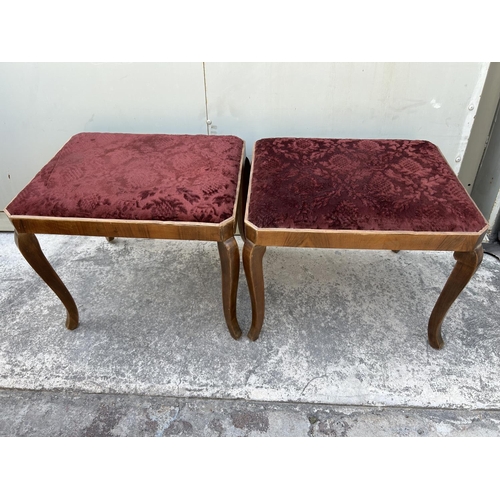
(6, 209, 233, 242)
(245, 221, 488, 252)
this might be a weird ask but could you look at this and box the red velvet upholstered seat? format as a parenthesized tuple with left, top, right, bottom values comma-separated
(7, 133, 244, 223)
(247, 138, 486, 233)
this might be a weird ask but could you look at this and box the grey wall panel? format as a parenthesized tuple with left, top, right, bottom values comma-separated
(204, 62, 488, 170)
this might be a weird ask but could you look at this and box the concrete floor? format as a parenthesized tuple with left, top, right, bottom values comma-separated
(1, 232, 499, 436)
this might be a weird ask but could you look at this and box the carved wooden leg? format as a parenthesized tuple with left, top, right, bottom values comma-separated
(217, 237, 242, 340)
(428, 245, 483, 349)
(243, 239, 266, 341)
(14, 231, 79, 330)
(392, 250, 400, 253)
(106, 237, 114, 242)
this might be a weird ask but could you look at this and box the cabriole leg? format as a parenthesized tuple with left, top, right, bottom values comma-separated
(15, 231, 79, 330)
(217, 236, 242, 340)
(428, 245, 483, 349)
(243, 239, 266, 341)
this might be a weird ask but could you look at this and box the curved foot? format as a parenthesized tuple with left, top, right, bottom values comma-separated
(428, 245, 483, 349)
(392, 250, 400, 253)
(15, 231, 79, 330)
(217, 237, 242, 339)
(243, 240, 266, 341)
(106, 237, 115, 242)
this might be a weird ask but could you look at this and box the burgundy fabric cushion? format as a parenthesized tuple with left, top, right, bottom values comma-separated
(247, 138, 486, 232)
(7, 133, 244, 224)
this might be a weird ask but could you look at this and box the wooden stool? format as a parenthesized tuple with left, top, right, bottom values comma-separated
(243, 138, 488, 349)
(6, 133, 246, 339)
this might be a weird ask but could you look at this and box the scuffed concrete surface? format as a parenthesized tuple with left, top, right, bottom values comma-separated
(1, 389, 499, 437)
(1, 232, 500, 435)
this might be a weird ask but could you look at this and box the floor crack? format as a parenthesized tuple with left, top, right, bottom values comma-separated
(301, 374, 328, 396)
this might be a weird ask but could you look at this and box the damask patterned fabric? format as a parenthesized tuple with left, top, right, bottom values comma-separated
(248, 138, 486, 232)
(7, 133, 244, 224)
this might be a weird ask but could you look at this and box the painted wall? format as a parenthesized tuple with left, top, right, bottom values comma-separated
(0, 62, 490, 228)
